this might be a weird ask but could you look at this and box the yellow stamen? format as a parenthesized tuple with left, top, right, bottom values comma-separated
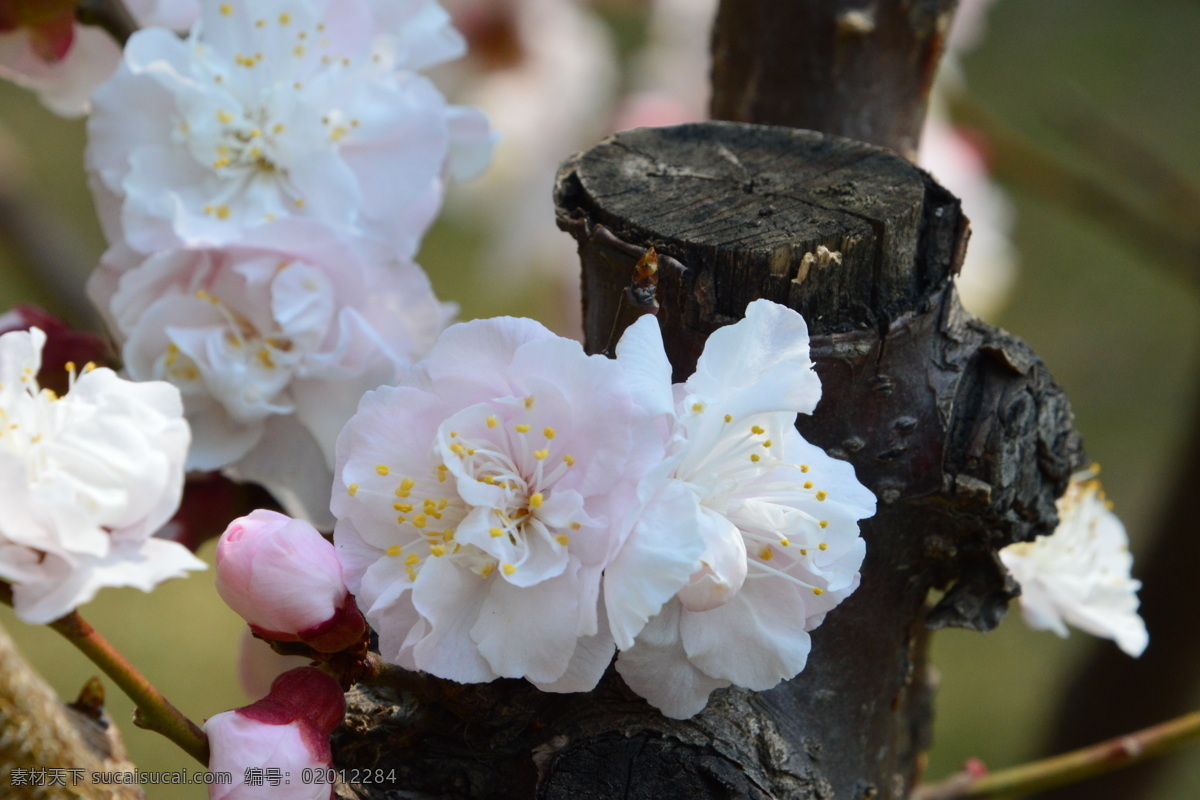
(515, 424, 530, 433)
(812, 587, 825, 596)
(347, 483, 359, 497)
(386, 545, 402, 557)
(489, 528, 504, 538)
(376, 465, 390, 476)
(534, 449, 549, 460)
(529, 493, 544, 508)
(543, 427, 556, 439)
(487, 415, 498, 428)
(816, 491, 828, 501)
(502, 563, 516, 575)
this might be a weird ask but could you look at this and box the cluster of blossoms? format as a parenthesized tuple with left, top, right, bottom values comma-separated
(322, 299, 876, 716)
(1000, 469, 1148, 657)
(80, 0, 493, 525)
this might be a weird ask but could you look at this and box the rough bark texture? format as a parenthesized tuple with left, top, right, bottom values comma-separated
(0, 621, 143, 800)
(710, 0, 959, 157)
(332, 123, 1083, 800)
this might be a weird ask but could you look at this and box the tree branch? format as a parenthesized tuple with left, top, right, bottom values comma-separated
(914, 708, 1200, 800)
(47, 610, 210, 765)
(1, 585, 209, 765)
(948, 93, 1200, 292)
(710, 0, 960, 156)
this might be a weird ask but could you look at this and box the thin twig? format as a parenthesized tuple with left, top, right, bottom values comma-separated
(2, 583, 210, 765)
(948, 93, 1200, 292)
(47, 611, 211, 765)
(914, 708, 1200, 800)
(76, 0, 139, 47)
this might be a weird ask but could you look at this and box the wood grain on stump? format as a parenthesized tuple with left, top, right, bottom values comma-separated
(333, 123, 1082, 800)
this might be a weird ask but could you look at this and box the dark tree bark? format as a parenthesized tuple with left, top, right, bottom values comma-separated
(710, 0, 959, 157)
(332, 123, 1082, 800)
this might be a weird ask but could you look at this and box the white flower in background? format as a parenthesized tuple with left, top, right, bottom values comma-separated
(1000, 470, 1148, 657)
(89, 220, 453, 529)
(334, 316, 695, 690)
(918, 104, 1016, 321)
(87, 0, 493, 259)
(610, 300, 876, 719)
(0, 327, 202, 624)
(437, 0, 617, 333)
(918, 0, 1016, 320)
(0, 0, 198, 117)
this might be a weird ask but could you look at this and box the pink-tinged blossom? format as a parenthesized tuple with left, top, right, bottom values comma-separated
(613, 0, 716, 131)
(0, 327, 203, 624)
(611, 300, 876, 718)
(0, 0, 198, 117)
(333, 316, 696, 690)
(216, 509, 366, 653)
(1000, 470, 1148, 657)
(206, 666, 344, 800)
(89, 221, 452, 526)
(87, 0, 493, 260)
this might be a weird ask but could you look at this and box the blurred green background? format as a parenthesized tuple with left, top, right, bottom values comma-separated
(1, 0, 1198, 797)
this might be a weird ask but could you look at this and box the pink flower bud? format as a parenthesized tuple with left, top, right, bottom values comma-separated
(215, 510, 366, 653)
(206, 667, 345, 800)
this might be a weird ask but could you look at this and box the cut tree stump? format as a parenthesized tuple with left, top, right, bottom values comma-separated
(333, 123, 1082, 800)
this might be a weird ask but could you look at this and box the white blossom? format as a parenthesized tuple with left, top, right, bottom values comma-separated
(89, 220, 452, 528)
(87, 0, 492, 259)
(0, 328, 202, 624)
(0, 0, 198, 117)
(1000, 470, 1148, 657)
(333, 316, 696, 690)
(611, 300, 876, 718)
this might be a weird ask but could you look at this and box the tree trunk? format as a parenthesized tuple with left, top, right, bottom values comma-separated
(332, 123, 1082, 800)
(710, 0, 959, 157)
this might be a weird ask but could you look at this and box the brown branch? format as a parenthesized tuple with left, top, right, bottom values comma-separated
(914, 708, 1200, 800)
(948, 94, 1200, 292)
(0, 617, 144, 799)
(47, 611, 210, 765)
